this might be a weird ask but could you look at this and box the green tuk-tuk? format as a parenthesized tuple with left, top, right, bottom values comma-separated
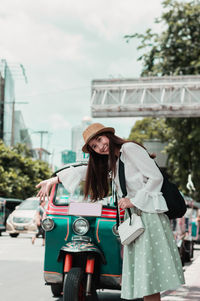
(42, 162, 125, 301)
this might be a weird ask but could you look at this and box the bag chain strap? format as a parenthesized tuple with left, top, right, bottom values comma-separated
(118, 155, 142, 226)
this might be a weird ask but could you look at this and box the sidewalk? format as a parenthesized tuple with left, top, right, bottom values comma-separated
(161, 246, 200, 301)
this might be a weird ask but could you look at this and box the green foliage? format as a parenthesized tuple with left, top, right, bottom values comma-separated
(165, 118, 200, 196)
(125, 0, 200, 199)
(128, 117, 170, 144)
(125, 0, 200, 76)
(0, 140, 52, 199)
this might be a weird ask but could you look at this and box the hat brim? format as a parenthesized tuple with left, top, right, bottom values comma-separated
(82, 127, 115, 153)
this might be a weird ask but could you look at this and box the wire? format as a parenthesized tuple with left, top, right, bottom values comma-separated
(16, 85, 90, 98)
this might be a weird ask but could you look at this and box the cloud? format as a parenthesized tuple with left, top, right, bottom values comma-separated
(48, 113, 71, 130)
(0, 0, 162, 64)
(0, 0, 163, 166)
(0, 12, 84, 64)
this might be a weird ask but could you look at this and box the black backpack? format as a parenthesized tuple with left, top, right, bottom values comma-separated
(158, 167, 187, 219)
(118, 158, 187, 220)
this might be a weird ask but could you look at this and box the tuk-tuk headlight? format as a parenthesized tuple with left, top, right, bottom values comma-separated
(112, 224, 119, 236)
(72, 218, 89, 235)
(42, 218, 54, 231)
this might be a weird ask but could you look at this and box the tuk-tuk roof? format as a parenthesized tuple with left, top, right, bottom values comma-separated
(52, 161, 88, 177)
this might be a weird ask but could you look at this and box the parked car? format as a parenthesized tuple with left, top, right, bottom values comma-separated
(6, 197, 43, 237)
(0, 198, 23, 236)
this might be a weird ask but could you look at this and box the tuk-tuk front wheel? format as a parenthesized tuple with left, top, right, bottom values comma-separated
(51, 283, 63, 297)
(63, 267, 98, 301)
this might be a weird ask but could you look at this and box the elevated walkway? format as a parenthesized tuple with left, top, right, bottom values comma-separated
(91, 75, 200, 118)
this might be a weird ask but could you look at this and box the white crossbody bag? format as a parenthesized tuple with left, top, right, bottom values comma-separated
(118, 210, 145, 245)
(117, 156, 145, 245)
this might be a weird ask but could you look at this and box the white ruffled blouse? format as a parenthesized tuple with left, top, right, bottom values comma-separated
(115, 142, 168, 213)
(57, 142, 168, 214)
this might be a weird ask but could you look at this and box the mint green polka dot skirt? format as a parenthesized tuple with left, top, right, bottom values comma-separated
(121, 210, 185, 300)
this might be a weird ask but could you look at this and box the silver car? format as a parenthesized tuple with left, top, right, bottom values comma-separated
(6, 197, 40, 237)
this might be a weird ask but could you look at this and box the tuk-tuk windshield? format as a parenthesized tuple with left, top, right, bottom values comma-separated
(54, 181, 85, 205)
(54, 181, 114, 206)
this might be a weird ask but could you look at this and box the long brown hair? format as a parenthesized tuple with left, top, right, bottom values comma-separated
(84, 132, 139, 201)
(84, 132, 156, 201)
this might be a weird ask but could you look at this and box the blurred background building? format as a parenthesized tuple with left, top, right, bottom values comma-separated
(0, 59, 51, 164)
(0, 60, 15, 146)
(61, 116, 92, 165)
(61, 149, 76, 165)
(71, 116, 91, 162)
(143, 140, 167, 168)
(14, 110, 32, 148)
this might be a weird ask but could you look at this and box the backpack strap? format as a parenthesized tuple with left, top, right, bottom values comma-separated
(118, 155, 132, 225)
(119, 157, 127, 197)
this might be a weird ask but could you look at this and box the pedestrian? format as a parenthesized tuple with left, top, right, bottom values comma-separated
(32, 199, 46, 246)
(36, 123, 185, 301)
(195, 212, 200, 242)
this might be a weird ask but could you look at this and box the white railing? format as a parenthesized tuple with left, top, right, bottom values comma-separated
(91, 76, 200, 117)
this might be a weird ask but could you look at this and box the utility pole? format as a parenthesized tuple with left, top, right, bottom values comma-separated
(34, 130, 48, 160)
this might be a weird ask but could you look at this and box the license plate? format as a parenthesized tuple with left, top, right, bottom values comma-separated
(68, 202, 102, 217)
(15, 226, 24, 230)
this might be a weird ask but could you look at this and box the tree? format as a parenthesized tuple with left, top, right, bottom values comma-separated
(0, 140, 52, 199)
(125, 0, 200, 198)
(165, 118, 200, 196)
(128, 117, 170, 144)
(125, 0, 200, 76)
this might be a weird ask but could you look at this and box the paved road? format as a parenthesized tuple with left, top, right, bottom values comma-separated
(1, 232, 199, 301)
(0, 232, 122, 301)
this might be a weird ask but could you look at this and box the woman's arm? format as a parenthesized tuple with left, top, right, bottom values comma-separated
(36, 176, 59, 201)
(56, 165, 87, 194)
(36, 165, 88, 201)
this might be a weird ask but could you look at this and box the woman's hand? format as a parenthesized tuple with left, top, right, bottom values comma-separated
(36, 176, 59, 201)
(118, 197, 134, 209)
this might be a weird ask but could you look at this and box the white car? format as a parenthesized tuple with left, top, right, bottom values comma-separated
(6, 197, 43, 237)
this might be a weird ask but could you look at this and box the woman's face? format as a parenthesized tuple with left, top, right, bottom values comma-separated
(88, 135, 110, 155)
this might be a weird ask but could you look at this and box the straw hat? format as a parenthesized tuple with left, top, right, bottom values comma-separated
(82, 123, 115, 153)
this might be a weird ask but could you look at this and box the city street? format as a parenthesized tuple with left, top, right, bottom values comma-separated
(0, 232, 122, 301)
(0, 232, 200, 301)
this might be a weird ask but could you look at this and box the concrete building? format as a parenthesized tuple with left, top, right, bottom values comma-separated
(61, 149, 76, 165)
(71, 116, 92, 162)
(71, 125, 82, 153)
(14, 110, 32, 148)
(0, 60, 32, 150)
(33, 148, 51, 163)
(0, 60, 14, 146)
(143, 140, 168, 168)
(0, 73, 5, 140)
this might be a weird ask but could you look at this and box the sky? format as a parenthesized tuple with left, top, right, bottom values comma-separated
(0, 0, 163, 167)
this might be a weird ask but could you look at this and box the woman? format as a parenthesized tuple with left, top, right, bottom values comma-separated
(36, 123, 185, 301)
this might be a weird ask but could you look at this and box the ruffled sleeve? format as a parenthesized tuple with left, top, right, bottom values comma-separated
(56, 165, 87, 194)
(121, 143, 168, 213)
